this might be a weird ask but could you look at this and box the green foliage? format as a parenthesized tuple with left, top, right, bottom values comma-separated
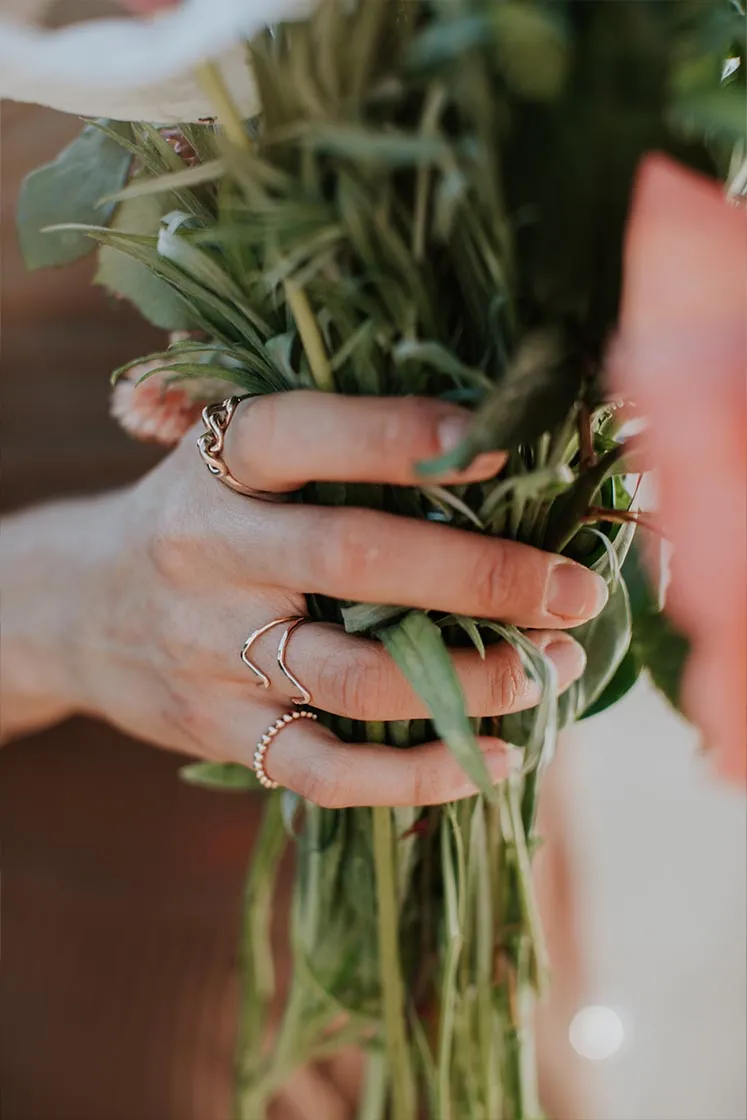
(17, 120, 132, 269)
(95, 195, 197, 330)
(379, 611, 499, 802)
(179, 761, 257, 790)
(18, 1, 737, 1114)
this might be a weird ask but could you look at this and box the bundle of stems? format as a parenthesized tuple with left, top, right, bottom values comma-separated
(22, 1, 743, 1116)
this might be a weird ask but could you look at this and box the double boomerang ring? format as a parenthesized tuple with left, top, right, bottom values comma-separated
(241, 615, 313, 706)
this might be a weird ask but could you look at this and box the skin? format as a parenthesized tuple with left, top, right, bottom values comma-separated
(1, 392, 605, 807)
(614, 154, 747, 786)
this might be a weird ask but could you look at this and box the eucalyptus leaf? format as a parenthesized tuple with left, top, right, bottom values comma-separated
(95, 195, 196, 330)
(179, 761, 256, 791)
(17, 120, 132, 270)
(379, 611, 499, 802)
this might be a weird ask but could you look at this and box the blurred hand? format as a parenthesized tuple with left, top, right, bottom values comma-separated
(613, 154, 747, 785)
(54, 393, 603, 807)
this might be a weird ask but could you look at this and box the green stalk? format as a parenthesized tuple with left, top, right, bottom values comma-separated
(285, 279, 335, 392)
(372, 804, 416, 1120)
(358, 1051, 390, 1120)
(195, 61, 251, 152)
(234, 796, 288, 1119)
(195, 61, 335, 395)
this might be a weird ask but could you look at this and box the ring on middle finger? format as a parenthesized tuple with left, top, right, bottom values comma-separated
(241, 615, 313, 705)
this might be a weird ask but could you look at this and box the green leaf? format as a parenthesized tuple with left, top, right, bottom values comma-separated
(418, 329, 580, 475)
(490, 2, 570, 101)
(479, 465, 574, 526)
(179, 761, 256, 791)
(95, 194, 196, 330)
(487, 624, 558, 771)
(670, 87, 747, 144)
(342, 602, 407, 635)
(422, 486, 486, 530)
(394, 340, 492, 392)
(442, 615, 487, 660)
(565, 575, 633, 721)
(17, 120, 133, 270)
(378, 611, 499, 802)
(102, 158, 226, 204)
(633, 610, 691, 712)
(579, 647, 641, 720)
(286, 122, 451, 166)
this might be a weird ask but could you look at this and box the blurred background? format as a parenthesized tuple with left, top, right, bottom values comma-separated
(2, 38, 746, 1120)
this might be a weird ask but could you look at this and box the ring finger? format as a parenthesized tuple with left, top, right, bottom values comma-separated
(231, 616, 586, 720)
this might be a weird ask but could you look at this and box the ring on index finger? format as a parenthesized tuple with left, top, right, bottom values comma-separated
(197, 396, 279, 501)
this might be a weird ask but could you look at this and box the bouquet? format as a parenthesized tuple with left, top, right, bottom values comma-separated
(18, 1, 744, 1116)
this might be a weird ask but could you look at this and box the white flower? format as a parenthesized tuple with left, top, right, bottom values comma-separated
(0, 0, 310, 122)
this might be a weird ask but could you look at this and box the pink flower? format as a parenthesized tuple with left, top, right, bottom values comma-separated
(111, 358, 207, 446)
(612, 154, 747, 785)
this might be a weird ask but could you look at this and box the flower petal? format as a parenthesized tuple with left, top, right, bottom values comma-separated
(0, 0, 310, 122)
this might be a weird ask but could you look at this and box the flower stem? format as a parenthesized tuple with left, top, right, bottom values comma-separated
(372, 805, 416, 1120)
(195, 61, 251, 152)
(285, 280, 335, 392)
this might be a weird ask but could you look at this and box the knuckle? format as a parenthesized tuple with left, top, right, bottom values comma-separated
(309, 511, 380, 592)
(489, 650, 527, 713)
(470, 543, 513, 616)
(229, 395, 279, 488)
(146, 506, 200, 586)
(316, 651, 384, 717)
(410, 759, 441, 807)
(297, 756, 347, 809)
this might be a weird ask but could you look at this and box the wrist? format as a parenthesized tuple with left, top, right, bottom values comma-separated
(0, 491, 126, 742)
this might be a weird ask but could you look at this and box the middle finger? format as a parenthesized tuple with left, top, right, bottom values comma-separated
(245, 504, 608, 629)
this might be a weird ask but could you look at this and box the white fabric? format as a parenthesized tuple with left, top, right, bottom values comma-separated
(565, 681, 747, 1120)
(0, 0, 309, 121)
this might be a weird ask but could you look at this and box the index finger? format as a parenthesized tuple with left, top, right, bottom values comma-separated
(221, 392, 505, 492)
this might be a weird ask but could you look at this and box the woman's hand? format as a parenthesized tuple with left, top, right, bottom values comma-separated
(2, 394, 607, 807)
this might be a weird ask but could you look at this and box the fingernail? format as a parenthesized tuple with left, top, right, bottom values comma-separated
(546, 562, 609, 621)
(437, 413, 471, 454)
(539, 637, 587, 682)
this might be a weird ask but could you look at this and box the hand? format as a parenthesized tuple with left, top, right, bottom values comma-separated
(613, 155, 747, 785)
(46, 394, 606, 807)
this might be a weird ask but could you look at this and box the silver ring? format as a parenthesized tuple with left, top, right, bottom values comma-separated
(197, 396, 277, 500)
(241, 615, 312, 705)
(253, 710, 319, 790)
